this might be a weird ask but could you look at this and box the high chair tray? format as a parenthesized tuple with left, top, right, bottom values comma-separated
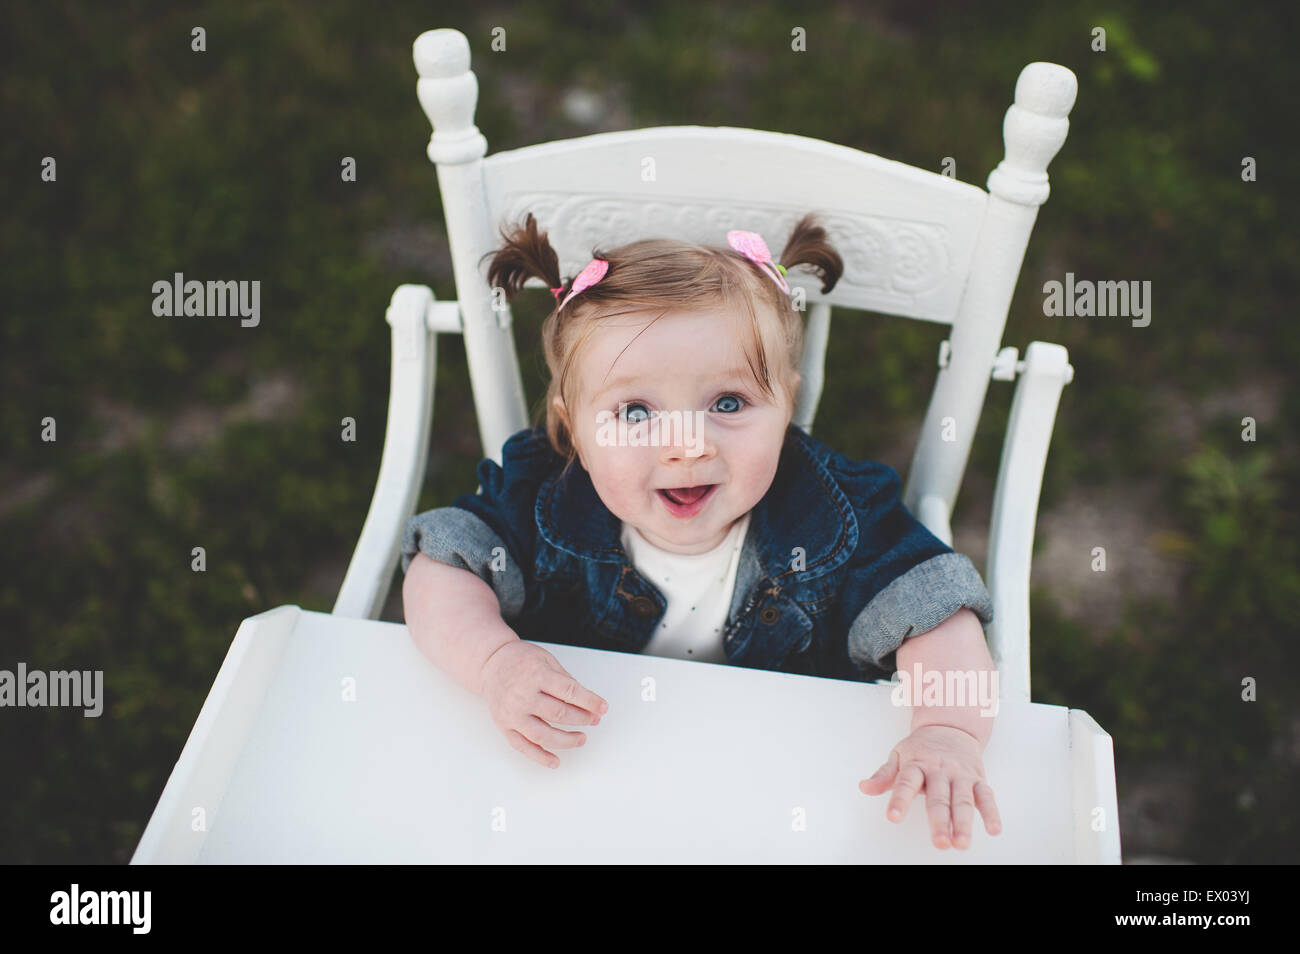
(132, 604, 1119, 863)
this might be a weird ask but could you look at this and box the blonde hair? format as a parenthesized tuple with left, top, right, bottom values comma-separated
(482, 213, 844, 475)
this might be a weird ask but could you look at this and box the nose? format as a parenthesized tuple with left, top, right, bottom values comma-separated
(657, 410, 715, 464)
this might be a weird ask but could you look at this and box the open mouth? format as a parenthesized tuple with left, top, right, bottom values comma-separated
(656, 484, 717, 517)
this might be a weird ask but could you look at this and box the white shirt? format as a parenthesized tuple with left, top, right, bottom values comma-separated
(619, 512, 752, 664)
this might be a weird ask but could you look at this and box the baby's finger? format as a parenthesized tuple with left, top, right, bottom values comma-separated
(974, 780, 1003, 835)
(522, 714, 587, 752)
(542, 669, 608, 718)
(505, 727, 559, 769)
(535, 693, 601, 726)
(859, 749, 900, 794)
(885, 762, 925, 824)
(950, 779, 976, 849)
(923, 769, 953, 849)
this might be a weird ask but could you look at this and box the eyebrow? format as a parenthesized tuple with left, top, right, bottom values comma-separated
(593, 367, 754, 402)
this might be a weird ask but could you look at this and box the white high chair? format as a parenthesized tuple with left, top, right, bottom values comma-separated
(337, 27, 1076, 696)
(132, 27, 1123, 866)
(321, 28, 1118, 859)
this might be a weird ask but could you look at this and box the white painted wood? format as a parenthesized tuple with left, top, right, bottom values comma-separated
(916, 494, 954, 548)
(903, 63, 1076, 538)
(427, 299, 463, 333)
(482, 127, 988, 327)
(792, 301, 831, 432)
(131, 605, 302, 863)
(986, 342, 1074, 702)
(332, 285, 440, 619)
(133, 608, 1118, 863)
(1069, 709, 1123, 864)
(414, 29, 529, 462)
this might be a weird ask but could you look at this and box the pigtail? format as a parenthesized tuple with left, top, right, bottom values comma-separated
(482, 212, 565, 302)
(778, 213, 844, 294)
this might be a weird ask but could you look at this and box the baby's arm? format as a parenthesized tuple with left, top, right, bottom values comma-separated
(825, 455, 1000, 846)
(399, 431, 608, 766)
(403, 551, 608, 768)
(402, 551, 518, 696)
(894, 606, 996, 748)
(859, 607, 1002, 849)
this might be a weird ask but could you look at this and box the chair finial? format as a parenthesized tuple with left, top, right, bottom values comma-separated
(413, 29, 470, 79)
(987, 62, 1077, 207)
(1014, 62, 1078, 119)
(413, 28, 487, 165)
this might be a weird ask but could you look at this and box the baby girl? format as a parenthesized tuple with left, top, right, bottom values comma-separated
(402, 212, 1002, 850)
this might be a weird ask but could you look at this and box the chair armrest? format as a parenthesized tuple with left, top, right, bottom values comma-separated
(333, 285, 447, 619)
(986, 341, 1073, 702)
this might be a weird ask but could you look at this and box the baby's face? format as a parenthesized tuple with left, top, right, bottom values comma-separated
(557, 307, 795, 555)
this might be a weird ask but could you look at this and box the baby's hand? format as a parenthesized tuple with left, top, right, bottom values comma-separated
(479, 641, 609, 769)
(858, 724, 1002, 850)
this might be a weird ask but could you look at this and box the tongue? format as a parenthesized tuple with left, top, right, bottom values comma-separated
(665, 486, 710, 504)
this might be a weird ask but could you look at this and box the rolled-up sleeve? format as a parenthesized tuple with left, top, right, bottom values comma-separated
(847, 552, 992, 673)
(400, 427, 556, 621)
(400, 507, 527, 619)
(829, 458, 993, 676)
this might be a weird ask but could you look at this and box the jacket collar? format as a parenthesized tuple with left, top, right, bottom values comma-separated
(534, 424, 858, 584)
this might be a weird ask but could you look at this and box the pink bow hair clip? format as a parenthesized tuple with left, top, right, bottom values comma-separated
(727, 229, 791, 294)
(551, 258, 609, 311)
(548, 228, 790, 311)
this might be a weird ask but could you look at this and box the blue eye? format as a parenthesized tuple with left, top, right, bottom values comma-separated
(619, 402, 652, 424)
(713, 394, 746, 413)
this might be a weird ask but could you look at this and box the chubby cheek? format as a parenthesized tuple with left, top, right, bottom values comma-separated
(717, 417, 785, 501)
(585, 448, 654, 520)
(729, 443, 782, 509)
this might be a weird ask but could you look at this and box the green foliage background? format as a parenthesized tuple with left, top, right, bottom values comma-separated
(2, 0, 1296, 862)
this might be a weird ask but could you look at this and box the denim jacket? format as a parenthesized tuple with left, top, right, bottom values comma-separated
(401, 424, 993, 683)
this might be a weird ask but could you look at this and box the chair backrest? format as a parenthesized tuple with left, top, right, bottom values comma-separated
(413, 28, 1075, 544)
